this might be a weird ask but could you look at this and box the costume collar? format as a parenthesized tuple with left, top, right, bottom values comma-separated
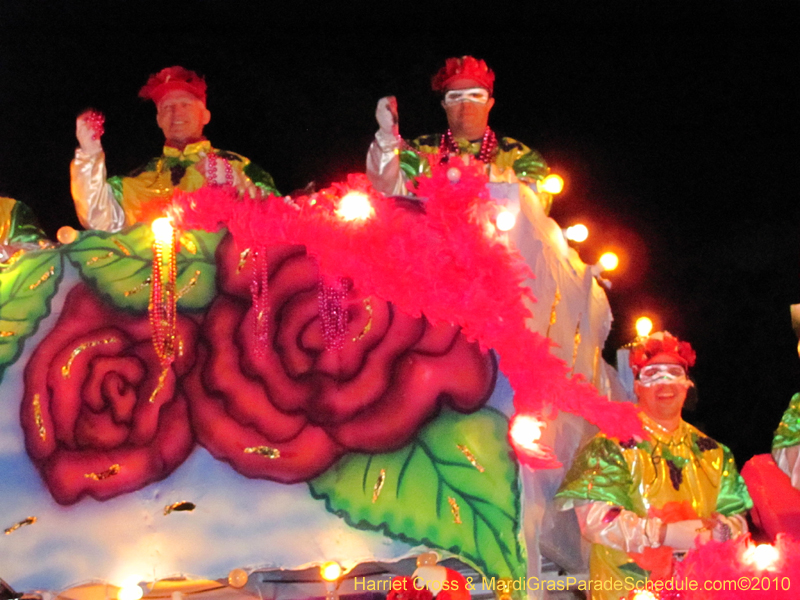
(640, 412, 690, 446)
(163, 139, 211, 158)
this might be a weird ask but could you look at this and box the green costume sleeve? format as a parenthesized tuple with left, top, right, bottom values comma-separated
(243, 162, 280, 196)
(107, 176, 125, 204)
(512, 148, 549, 181)
(773, 392, 800, 450)
(715, 445, 754, 516)
(398, 149, 428, 182)
(8, 201, 47, 244)
(556, 436, 637, 513)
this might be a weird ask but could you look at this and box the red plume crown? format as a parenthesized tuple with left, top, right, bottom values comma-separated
(629, 331, 696, 377)
(431, 56, 495, 95)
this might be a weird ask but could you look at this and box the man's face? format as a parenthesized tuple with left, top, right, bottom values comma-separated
(634, 358, 690, 427)
(156, 90, 210, 145)
(441, 80, 495, 140)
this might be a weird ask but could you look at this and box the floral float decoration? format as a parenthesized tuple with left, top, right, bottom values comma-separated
(1, 163, 643, 591)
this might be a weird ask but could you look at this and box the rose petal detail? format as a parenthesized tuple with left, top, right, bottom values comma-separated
(187, 236, 496, 482)
(21, 284, 197, 505)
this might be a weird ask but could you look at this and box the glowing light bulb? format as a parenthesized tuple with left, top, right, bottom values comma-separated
(744, 543, 780, 571)
(117, 577, 144, 600)
(228, 568, 248, 588)
(635, 317, 653, 338)
(57, 226, 79, 244)
(509, 414, 544, 451)
(320, 561, 342, 582)
(446, 167, 461, 182)
(336, 192, 373, 221)
(495, 209, 516, 231)
(151, 217, 174, 243)
(540, 174, 564, 195)
(631, 591, 657, 600)
(564, 224, 588, 242)
(599, 252, 619, 272)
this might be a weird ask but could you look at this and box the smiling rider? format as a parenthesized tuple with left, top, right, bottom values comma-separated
(71, 66, 278, 232)
(556, 331, 752, 599)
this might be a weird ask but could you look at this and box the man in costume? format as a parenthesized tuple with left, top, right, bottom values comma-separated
(556, 332, 752, 599)
(366, 56, 550, 207)
(71, 66, 278, 232)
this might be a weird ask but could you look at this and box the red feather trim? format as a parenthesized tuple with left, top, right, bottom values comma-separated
(171, 165, 644, 460)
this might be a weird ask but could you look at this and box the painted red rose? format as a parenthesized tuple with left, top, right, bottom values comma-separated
(184, 236, 497, 483)
(21, 284, 197, 505)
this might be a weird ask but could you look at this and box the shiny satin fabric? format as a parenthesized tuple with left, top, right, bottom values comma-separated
(71, 149, 126, 231)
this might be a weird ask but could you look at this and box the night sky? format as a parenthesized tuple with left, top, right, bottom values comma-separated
(0, 0, 797, 464)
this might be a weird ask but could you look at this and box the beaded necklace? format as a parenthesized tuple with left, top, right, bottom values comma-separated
(438, 127, 498, 163)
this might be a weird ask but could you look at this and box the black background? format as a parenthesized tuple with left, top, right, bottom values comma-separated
(0, 0, 797, 464)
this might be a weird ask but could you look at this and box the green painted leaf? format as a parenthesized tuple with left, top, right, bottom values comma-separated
(310, 407, 525, 587)
(0, 249, 64, 379)
(66, 225, 223, 312)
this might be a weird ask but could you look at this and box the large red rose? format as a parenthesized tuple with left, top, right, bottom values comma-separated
(184, 236, 497, 483)
(21, 284, 197, 505)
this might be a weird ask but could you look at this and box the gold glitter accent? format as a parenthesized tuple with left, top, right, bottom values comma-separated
(111, 238, 131, 256)
(176, 270, 202, 299)
(457, 444, 485, 472)
(62, 337, 119, 378)
(4, 516, 36, 535)
(568, 315, 582, 376)
(84, 464, 120, 480)
(0, 331, 15, 337)
(237, 248, 251, 273)
(85, 251, 114, 266)
(32, 393, 46, 441)
(244, 446, 281, 459)
(179, 235, 197, 254)
(372, 469, 386, 503)
(0, 249, 25, 267)
(163, 501, 196, 515)
(447, 497, 462, 524)
(28, 266, 55, 290)
(545, 286, 561, 338)
(124, 277, 151, 297)
(353, 298, 373, 342)
(148, 367, 171, 403)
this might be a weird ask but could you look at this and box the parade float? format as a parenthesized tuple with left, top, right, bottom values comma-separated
(1, 101, 798, 600)
(0, 148, 650, 600)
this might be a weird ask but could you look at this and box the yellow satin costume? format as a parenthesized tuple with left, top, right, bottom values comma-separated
(556, 413, 752, 599)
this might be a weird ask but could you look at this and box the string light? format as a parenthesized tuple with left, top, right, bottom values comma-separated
(539, 174, 564, 195)
(56, 226, 79, 244)
(509, 414, 544, 450)
(116, 576, 144, 600)
(495, 209, 516, 231)
(598, 252, 619, 272)
(635, 317, 653, 338)
(320, 561, 342, 582)
(743, 543, 781, 571)
(563, 224, 588, 242)
(336, 192, 373, 221)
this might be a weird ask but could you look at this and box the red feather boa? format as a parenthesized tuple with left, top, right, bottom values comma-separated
(170, 165, 644, 461)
